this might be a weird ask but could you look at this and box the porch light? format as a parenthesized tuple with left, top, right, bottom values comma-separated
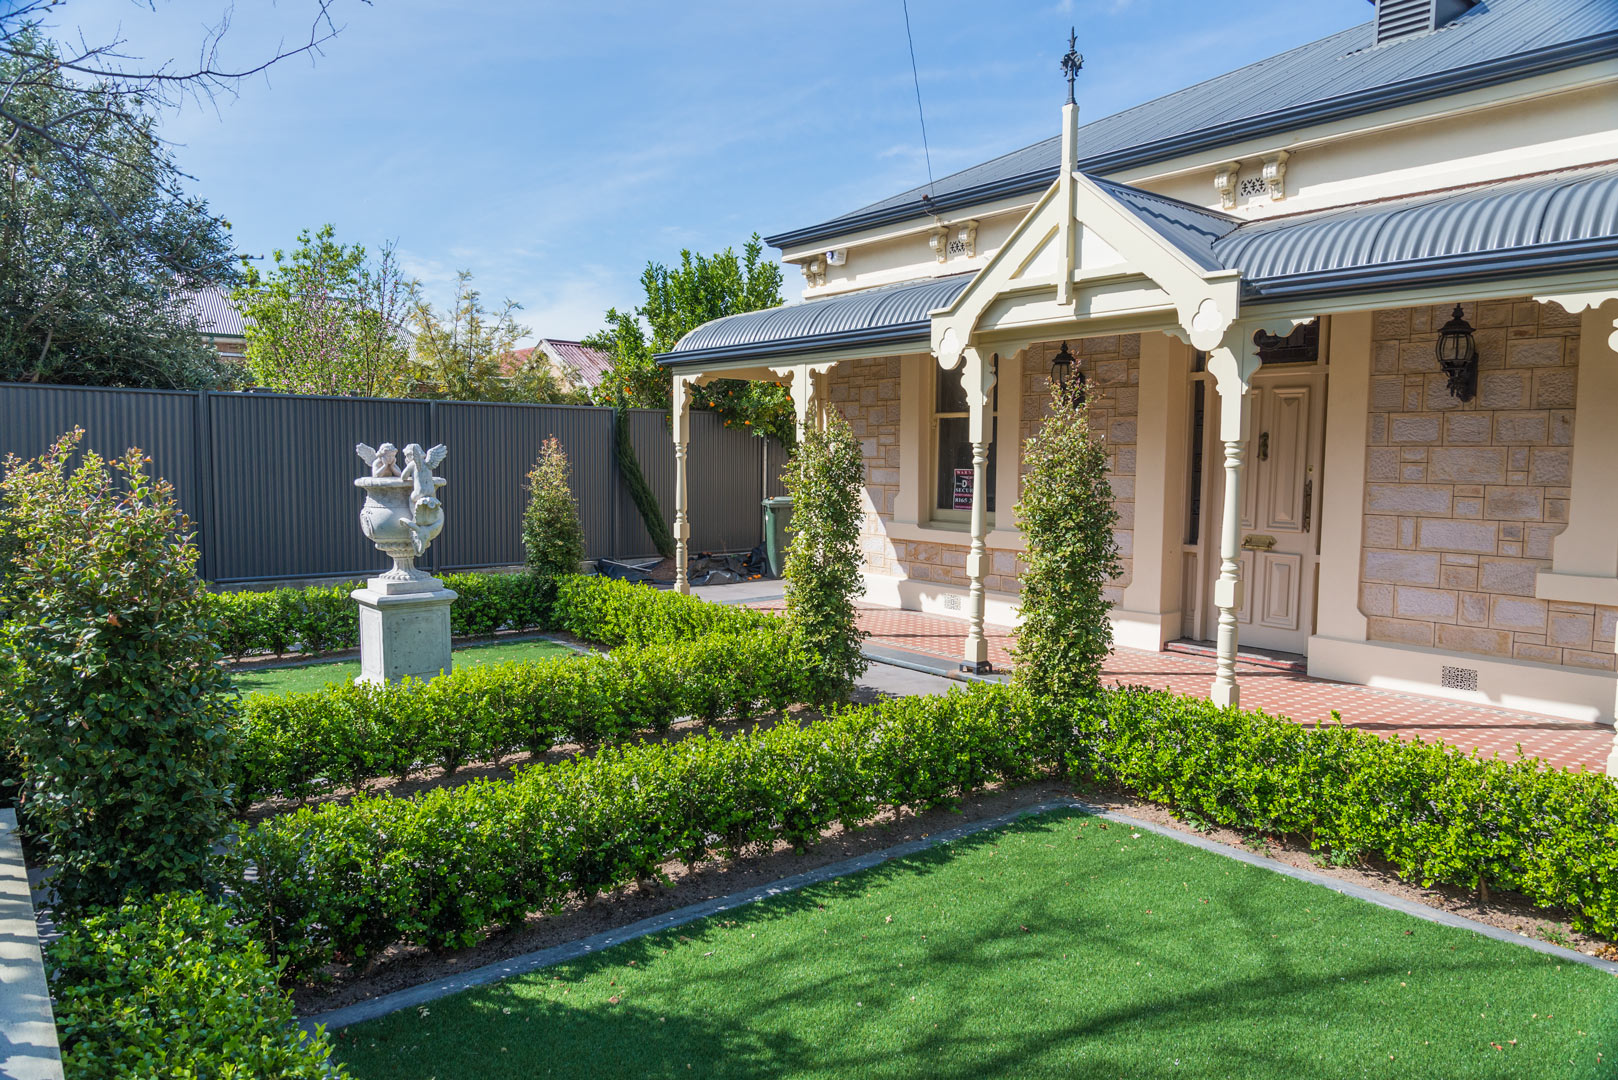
(1050, 342, 1086, 406)
(1435, 305, 1479, 403)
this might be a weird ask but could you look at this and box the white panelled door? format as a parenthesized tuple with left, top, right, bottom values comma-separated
(1211, 371, 1325, 655)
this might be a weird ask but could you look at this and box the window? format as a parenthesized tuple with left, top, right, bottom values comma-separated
(931, 360, 997, 523)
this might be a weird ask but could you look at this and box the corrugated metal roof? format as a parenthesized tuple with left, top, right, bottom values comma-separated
(667, 164, 1618, 364)
(1219, 162, 1618, 295)
(176, 284, 246, 338)
(664, 273, 974, 363)
(538, 339, 613, 387)
(768, 0, 1618, 249)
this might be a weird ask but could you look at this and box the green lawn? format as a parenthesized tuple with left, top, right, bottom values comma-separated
(332, 809, 1617, 1079)
(232, 638, 575, 697)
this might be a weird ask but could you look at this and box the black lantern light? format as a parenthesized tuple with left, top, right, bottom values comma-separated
(1050, 341, 1086, 405)
(1435, 304, 1479, 403)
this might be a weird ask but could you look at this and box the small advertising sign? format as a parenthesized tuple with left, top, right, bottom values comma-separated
(953, 468, 974, 511)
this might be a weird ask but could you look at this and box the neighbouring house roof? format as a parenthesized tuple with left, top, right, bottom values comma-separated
(537, 339, 613, 388)
(176, 284, 246, 339)
(765, 0, 1618, 250)
(661, 163, 1618, 367)
(500, 339, 614, 388)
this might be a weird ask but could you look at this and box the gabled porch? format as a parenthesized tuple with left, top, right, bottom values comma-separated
(660, 148, 1618, 727)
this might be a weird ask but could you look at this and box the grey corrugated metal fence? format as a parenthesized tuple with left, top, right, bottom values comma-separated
(0, 383, 786, 584)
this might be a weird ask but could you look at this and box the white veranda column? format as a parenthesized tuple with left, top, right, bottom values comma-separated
(960, 348, 996, 673)
(1205, 329, 1259, 707)
(671, 374, 692, 595)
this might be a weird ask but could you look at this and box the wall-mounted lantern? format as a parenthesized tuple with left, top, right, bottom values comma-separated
(1435, 304, 1479, 403)
(1050, 341, 1086, 406)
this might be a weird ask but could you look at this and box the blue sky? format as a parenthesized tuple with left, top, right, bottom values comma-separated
(56, 0, 1370, 341)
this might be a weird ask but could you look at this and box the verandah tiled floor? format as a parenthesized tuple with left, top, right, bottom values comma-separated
(750, 600, 1615, 774)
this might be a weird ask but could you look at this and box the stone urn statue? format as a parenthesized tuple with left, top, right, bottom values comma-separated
(351, 441, 457, 685)
(355, 441, 448, 583)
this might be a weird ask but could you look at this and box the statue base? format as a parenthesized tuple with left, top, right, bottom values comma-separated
(351, 577, 458, 685)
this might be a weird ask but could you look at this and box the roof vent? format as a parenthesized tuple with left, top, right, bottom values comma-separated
(1374, 0, 1474, 44)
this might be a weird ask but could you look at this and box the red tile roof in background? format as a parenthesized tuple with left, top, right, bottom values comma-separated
(498, 339, 612, 389)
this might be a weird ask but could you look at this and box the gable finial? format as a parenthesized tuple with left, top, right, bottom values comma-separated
(1060, 27, 1083, 106)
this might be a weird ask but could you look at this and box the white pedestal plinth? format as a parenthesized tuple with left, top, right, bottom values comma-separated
(351, 577, 458, 685)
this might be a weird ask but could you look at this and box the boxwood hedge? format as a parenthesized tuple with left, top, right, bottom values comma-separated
(236, 681, 1618, 978)
(46, 892, 341, 1078)
(211, 572, 776, 659)
(236, 627, 810, 805)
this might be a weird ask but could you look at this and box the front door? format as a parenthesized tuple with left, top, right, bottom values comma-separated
(1206, 371, 1325, 655)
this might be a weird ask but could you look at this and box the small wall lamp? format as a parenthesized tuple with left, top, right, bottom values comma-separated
(1050, 342, 1086, 406)
(1435, 305, 1479, 403)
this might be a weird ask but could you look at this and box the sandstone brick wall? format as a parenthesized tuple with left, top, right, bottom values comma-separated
(1020, 338, 1139, 603)
(825, 336, 1139, 603)
(826, 356, 905, 578)
(1360, 299, 1616, 672)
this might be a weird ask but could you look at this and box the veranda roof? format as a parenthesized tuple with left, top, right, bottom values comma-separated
(660, 164, 1618, 368)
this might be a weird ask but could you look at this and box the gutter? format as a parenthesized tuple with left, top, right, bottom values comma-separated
(1241, 237, 1618, 300)
(655, 320, 932, 368)
(764, 31, 1618, 251)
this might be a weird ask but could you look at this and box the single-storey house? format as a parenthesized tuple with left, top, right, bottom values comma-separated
(658, 0, 1618, 724)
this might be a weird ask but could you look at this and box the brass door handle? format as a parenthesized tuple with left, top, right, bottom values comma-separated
(1241, 534, 1277, 551)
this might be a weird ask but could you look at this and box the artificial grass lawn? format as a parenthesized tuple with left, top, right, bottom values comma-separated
(231, 638, 574, 697)
(333, 809, 1618, 1079)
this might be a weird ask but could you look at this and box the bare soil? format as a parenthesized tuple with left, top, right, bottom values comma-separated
(290, 775, 1617, 1015)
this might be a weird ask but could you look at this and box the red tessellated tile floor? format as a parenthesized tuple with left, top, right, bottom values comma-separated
(750, 600, 1614, 774)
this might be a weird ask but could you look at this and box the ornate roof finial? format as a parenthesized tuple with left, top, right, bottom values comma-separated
(1060, 27, 1083, 106)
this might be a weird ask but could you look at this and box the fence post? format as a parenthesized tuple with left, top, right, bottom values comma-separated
(193, 388, 215, 582)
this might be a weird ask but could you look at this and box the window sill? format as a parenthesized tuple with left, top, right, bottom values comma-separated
(884, 519, 1026, 550)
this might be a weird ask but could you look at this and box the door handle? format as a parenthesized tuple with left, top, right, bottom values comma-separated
(1258, 431, 1269, 461)
(1241, 534, 1278, 551)
(1302, 475, 1313, 533)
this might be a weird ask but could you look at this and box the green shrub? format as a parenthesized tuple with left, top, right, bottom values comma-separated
(523, 436, 587, 597)
(1073, 687, 1618, 939)
(552, 573, 777, 646)
(234, 627, 808, 804)
(781, 412, 868, 702)
(46, 892, 342, 1079)
(1013, 389, 1120, 704)
(1, 431, 235, 914)
(234, 683, 1036, 974)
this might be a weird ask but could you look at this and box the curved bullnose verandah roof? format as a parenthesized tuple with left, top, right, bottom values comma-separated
(659, 163, 1618, 370)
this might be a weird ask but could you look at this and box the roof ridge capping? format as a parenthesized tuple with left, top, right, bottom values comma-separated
(765, 0, 1618, 251)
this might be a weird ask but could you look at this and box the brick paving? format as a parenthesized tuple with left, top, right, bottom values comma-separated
(750, 600, 1614, 774)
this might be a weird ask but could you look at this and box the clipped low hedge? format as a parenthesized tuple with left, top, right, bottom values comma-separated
(46, 891, 342, 1079)
(211, 571, 774, 659)
(235, 684, 1043, 974)
(552, 574, 777, 646)
(237, 679, 1618, 978)
(210, 570, 552, 658)
(1079, 687, 1618, 940)
(235, 627, 810, 805)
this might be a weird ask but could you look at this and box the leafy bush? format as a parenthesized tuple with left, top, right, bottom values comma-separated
(523, 436, 587, 591)
(1013, 390, 1120, 704)
(782, 412, 868, 702)
(46, 892, 342, 1079)
(552, 573, 777, 646)
(235, 627, 809, 804)
(1, 431, 235, 914)
(211, 570, 756, 660)
(235, 683, 1038, 974)
(1073, 687, 1618, 939)
(209, 570, 552, 658)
